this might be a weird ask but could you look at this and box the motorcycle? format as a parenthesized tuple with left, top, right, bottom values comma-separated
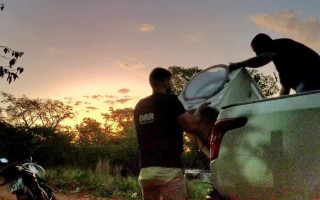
(0, 148, 56, 200)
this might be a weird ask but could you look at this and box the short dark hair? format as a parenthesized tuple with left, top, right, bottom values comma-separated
(149, 67, 172, 88)
(251, 33, 273, 51)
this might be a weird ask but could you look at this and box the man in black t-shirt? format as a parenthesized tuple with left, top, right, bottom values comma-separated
(229, 33, 320, 96)
(134, 67, 207, 200)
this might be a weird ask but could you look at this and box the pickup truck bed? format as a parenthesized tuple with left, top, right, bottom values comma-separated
(210, 90, 320, 199)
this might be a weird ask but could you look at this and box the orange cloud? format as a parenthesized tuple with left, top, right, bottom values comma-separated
(86, 106, 98, 110)
(106, 94, 117, 98)
(116, 97, 134, 104)
(118, 88, 130, 94)
(64, 97, 73, 101)
(105, 100, 115, 103)
(140, 24, 155, 32)
(91, 95, 103, 100)
(250, 10, 320, 47)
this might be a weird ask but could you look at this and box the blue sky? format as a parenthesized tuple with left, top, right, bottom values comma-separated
(1, 0, 320, 124)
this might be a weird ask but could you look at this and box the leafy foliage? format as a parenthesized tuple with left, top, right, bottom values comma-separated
(0, 122, 74, 167)
(0, 4, 24, 83)
(1, 92, 74, 130)
(76, 118, 106, 145)
(248, 69, 280, 97)
(46, 168, 141, 198)
(38, 99, 74, 130)
(101, 107, 134, 136)
(0, 121, 32, 160)
(46, 167, 207, 199)
(168, 66, 202, 95)
(1, 92, 40, 127)
(73, 108, 139, 173)
(27, 126, 75, 167)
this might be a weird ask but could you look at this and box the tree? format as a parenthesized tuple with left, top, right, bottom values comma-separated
(248, 69, 279, 97)
(101, 107, 134, 137)
(0, 4, 24, 83)
(38, 99, 74, 130)
(1, 92, 40, 127)
(1, 92, 74, 130)
(168, 66, 202, 95)
(76, 117, 105, 145)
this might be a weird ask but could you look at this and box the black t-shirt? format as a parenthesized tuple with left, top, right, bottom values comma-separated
(134, 93, 186, 168)
(271, 39, 320, 88)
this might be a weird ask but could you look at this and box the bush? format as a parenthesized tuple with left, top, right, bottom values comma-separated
(186, 180, 211, 199)
(46, 168, 142, 199)
(46, 167, 210, 199)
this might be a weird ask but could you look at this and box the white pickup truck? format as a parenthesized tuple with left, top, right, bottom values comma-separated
(179, 65, 320, 200)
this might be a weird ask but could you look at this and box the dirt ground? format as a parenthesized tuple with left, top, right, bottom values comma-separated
(0, 187, 127, 200)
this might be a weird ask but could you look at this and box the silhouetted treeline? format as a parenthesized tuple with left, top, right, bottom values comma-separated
(0, 120, 140, 175)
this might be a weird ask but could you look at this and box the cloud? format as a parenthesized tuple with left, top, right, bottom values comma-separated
(74, 101, 82, 106)
(116, 56, 147, 70)
(91, 95, 103, 100)
(64, 97, 73, 104)
(64, 97, 73, 101)
(116, 97, 134, 104)
(116, 62, 145, 69)
(106, 94, 117, 98)
(118, 88, 130, 94)
(140, 24, 155, 32)
(104, 100, 115, 104)
(250, 10, 320, 47)
(86, 106, 98, 110)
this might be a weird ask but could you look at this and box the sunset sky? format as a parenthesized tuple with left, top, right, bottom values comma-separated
(1, 0, 320, 125)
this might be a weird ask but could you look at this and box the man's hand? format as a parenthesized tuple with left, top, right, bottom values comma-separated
(178, 102, 210, 134)
(194, 102, 210, 118)
(198, 102, 210, 111)
(229, 62, 246, 72)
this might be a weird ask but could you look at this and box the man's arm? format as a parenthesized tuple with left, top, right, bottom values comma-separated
(177, 112, 199, 133)
(177, 103, 209, 134)
(229, 52, 276, 71)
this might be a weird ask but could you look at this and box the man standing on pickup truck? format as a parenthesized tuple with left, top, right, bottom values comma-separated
(134, 67, 206, 200)
(229, 33, 320, 95)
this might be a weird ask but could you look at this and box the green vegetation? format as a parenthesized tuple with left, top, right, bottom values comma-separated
(46, 167, 141, 199)
(46, 167, 209, 199)
(186, 180, 211, 200)
(248, 69, 279, 97)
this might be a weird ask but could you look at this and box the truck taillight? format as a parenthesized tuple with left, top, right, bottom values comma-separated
(210, 117, 247, 161)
